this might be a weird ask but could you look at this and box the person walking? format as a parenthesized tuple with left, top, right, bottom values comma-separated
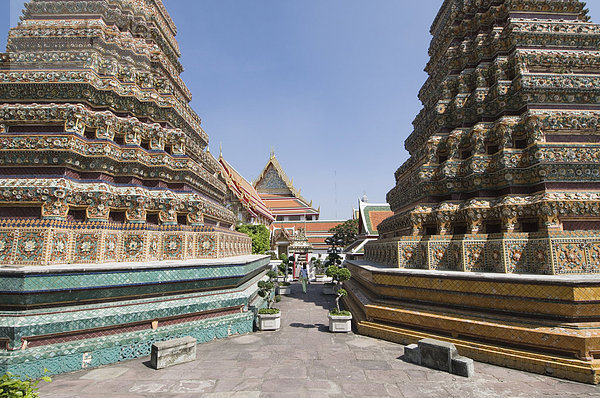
(300, 264, 308, 294)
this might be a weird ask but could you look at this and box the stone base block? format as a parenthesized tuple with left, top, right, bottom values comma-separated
(402, 338, 473, 377)
(452, 355, 474, 377)
(404, 344, 420, 365)
(419, 338, 457, 372)
(150, 336, 196, 369)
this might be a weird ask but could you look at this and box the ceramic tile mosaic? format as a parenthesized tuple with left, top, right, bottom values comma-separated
(0, 258, 269, 377)
(0, 257, 269, 347)
(347, 261, 600, 319)
(0, 221, 251, 266)
(383, 232, 600, 275)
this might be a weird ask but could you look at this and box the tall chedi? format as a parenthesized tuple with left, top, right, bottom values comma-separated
(0, 0, 268, 378)
(345, 0, 600, 384)
(0, 0, 249, 263)
(371, 0, 600, 274)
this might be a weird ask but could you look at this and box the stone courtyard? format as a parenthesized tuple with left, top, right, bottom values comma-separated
(38, 282, 600, 398)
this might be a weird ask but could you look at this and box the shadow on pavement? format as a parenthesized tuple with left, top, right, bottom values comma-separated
(283, 281, 335, 312)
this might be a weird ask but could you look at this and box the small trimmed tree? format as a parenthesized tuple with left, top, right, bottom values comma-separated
(257, 270, 281, 312)
(326, 266, 351, 314)
(278, 253, 291, 280)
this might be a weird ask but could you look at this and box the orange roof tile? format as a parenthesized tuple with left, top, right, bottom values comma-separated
(368, 210, 393, 233)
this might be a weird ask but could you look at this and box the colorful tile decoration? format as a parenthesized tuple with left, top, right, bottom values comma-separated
(345, 263, 600, 384)
(0, 255, 270, 377)
(354, 0, 600, 385)
(364, 0, 600, 277)
(0, 0, 252, 267)
(0, 0, 260, 379)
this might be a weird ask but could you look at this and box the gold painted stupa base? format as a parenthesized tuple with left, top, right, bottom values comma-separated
(344, 261, 600, 384)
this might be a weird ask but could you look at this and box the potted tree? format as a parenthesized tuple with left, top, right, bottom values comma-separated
(257, 270, 282, 331)
(313, 257, 327, 282)
(277, 279, 291, 295)
(327, 267, 352, 332)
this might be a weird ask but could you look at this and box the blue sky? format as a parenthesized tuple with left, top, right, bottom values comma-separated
(2, 1, 600, 220)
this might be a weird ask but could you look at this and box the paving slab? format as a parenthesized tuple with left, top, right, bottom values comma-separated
(37, 281, 600, 397)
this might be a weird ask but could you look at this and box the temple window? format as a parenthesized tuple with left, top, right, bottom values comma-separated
(425, 225, 437, 235)
(562, 220, 600, 231)
(514, 138, 527, 149)
(177, 213, 187, 225)
(520, 219, 539, 233)
(0, 206, 41, 219)
(437, 152, 448, 164)
(164, 144, 172, 154)
(460, 149, 472, 159)
(485, 222, 502, 234)
(453, 224, 468, 235)
(486, 144, 499, 154)
(204, 217, 217, 226)
(146, 213, 159, 225)
(84, 127, 97, 140)
(140, 139, 151, 150)
(276, 215, 284, 221)
(9, 124, 64, 133)
(289, 215, 301, 221)
(67, 208, 86, 222)
(113, 134, 125, 145)
(109, 210, 126, 223)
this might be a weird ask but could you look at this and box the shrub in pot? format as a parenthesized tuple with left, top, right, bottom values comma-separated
(257, 270, 282, 331)
(327, 268, 352, 332)
(277, 281, 292, 295)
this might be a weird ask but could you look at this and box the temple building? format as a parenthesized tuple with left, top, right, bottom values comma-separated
(344, 0, 600, 384)
(219, 152, 274, 226)
(254, 152, 345, 257)
(0, 0, 268, 378)
(344, 197, 392, 260)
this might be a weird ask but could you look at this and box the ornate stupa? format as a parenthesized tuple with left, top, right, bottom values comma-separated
(370, 0, 600, 275)
(345, 0, 600, 384)
(0, 0, 268, 378)
(0, 0, 250, 265)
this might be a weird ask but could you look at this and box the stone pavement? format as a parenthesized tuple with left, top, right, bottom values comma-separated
(39, 282, 600, 397)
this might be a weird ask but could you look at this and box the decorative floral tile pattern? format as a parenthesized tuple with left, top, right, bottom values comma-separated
(0, 231, 15, 263)
(163, 234, 182, 260)
(49, 232, 69, 264)
(14, 231, 45, 264)
(374, 233, 600, 275)
(197, 234, 216, 258)
(74, 233, 99, 263)
(123, 234, 145, 261)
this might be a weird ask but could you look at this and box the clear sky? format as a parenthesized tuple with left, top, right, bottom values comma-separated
(2, 1, 600, 220)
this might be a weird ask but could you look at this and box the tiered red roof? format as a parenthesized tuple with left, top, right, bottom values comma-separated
(219, 156, 274, 223)
(254, 153, 345, 251)
(253, 153, 320, 218)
